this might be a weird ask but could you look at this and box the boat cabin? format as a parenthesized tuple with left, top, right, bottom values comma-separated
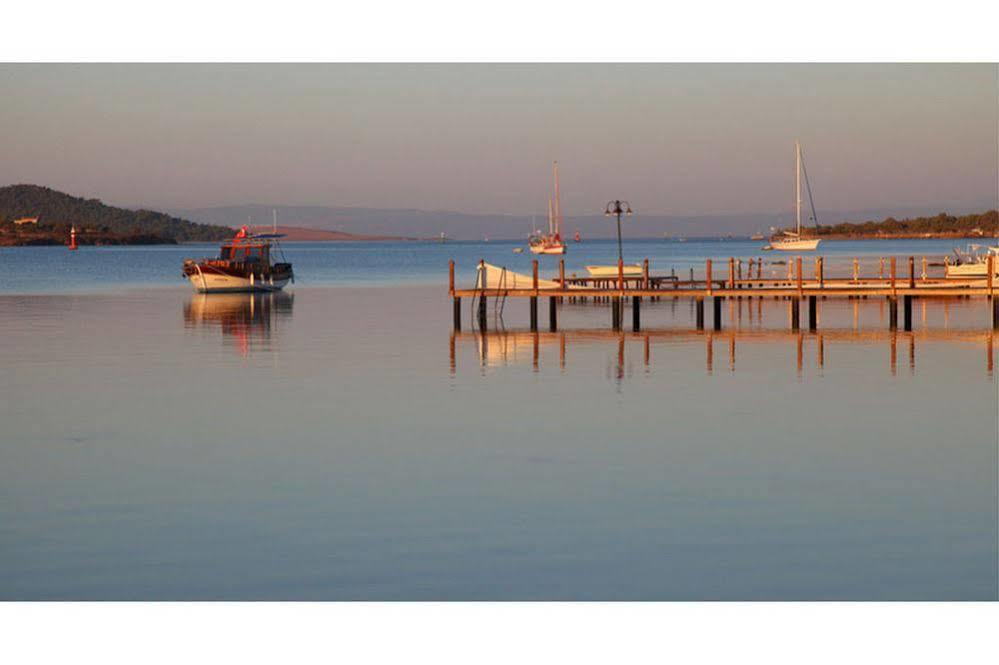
(220, 241, 271, 265)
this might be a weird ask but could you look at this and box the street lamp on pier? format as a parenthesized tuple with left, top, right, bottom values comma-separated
(604, 200, 633, 265)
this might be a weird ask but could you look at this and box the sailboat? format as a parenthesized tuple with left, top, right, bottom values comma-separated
(764, 141, 821, 251)
(529, 161, 567, 255)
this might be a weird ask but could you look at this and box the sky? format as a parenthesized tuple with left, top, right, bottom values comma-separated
(0, 64, 995, 217)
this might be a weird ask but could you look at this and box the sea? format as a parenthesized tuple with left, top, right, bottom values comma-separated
(1, 238, 996, 599)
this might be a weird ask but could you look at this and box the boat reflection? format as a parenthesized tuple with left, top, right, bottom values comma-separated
(184, 292, 294, 356)
(450, 328, 996, 378)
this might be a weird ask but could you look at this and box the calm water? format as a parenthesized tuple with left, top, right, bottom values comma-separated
(0, 241, 996, 599)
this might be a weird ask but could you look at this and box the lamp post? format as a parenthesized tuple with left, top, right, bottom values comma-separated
(604, 200, 633, 265)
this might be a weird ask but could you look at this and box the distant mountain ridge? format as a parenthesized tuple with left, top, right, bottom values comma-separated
(167, 202, 997, 241)
(0, 184, 231, 244)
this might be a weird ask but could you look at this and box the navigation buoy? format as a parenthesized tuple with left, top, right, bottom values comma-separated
(69, 226, 78, 251)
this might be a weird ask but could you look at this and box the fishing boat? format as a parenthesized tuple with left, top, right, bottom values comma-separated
(529, 161, 567, 255)
(945, 244, 999, 277)
(182, 226, 294, 293)
(763, 141, 821, 251)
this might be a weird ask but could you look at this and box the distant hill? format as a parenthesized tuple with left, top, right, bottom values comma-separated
(0, 184, 232, 245)
(168, 202, 998, 241)
(267, 225, 415, 241)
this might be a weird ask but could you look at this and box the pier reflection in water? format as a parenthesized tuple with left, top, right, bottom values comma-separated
(451, 329, 996, 379)
(183, 292, 294, 356)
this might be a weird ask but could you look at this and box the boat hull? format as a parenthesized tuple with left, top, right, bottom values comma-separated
(945, 262, 999, 278)
(768, 238, 821, 251)
(529, 244, 566, 255)
(585, 264, 643, 277)
(185, 269, 291, 293)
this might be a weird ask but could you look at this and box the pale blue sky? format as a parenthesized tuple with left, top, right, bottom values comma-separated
(0, 64, 995, 215)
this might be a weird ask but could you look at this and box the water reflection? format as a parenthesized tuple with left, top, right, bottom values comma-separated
(183, 292, 294, 356)
(451, 328, 996, 378)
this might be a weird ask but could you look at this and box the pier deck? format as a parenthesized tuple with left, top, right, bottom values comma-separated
(448, 256, 999, 332)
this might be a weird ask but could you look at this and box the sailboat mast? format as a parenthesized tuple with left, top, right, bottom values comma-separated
(795, 141, 802, 235)
(272, 209, 277, 234)
(553, 160, 561, 236)
(548, 197, 554, 235)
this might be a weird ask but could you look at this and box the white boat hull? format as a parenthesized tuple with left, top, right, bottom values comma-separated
(585, 264, 643, 277)
(768, 238, 821, 251)
(945, 262, 999, 278)
(529, 244, 566, 255)
(186, 271, 291, 293)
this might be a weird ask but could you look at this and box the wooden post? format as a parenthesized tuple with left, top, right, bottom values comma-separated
(879, 257, 885, 279)
(817, 256, 824, 288)
(612, 298, 621, 331)
(448, 259, 455, 294)
(453, 297, 461, 331)
(791, 298, 800, 330)
(889, 297, 898, 330)
(713, 296, 722, 331)
(993, 297, 999, 330)
(987, 255, 994, 296)
(853, 257, 859, 282)
(921, 256, 927, 281)
(706, 259, 713, 296)
(642, 258, 649, 290)
(695, 298, 705, 330)
(530, 260, 539, 331)
(796, 257, 803, 297)
(808, 295, 817, 331)
(737, 259, 743, 281)
(890, 257, 897, 297)
(559, 259, 565, 289)
(757, 258, 763, 279)
(632, 296, 641, 332)
(478, 259, 487, 331)
(908, 256, 915, 288)
(549, 297, 557, 331)
(728, 257, 735, 289)
(903, 295, 912, 331)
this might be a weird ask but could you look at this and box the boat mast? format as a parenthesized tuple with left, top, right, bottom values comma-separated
(272, 209, 277, 234)
(795, 141, 802, 236)
(553, 160, 561, 237)
(548, 197, 553, 235)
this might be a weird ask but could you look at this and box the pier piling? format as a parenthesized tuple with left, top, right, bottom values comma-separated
(549, 297, 558, 331)
(889, 298, 898, 330)
(696, 298, 705, 330)
(904, 295, 913, 331)
(791, 298, 800, 330)
(453, 297, 461, 331)
(713, 296, 722, 331)
(808, 295, 817, 331)
(633, 296, 641, 331)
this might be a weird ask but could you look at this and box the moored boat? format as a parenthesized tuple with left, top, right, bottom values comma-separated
(529, 161, 568, 255)
(944, 244, 999, 278)
(585, 264, 643, 277)
(182, 226, 294, 293)
(763, 141, 822, 252)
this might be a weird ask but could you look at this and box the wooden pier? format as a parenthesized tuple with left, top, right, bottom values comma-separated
(448, 255, 999, 332)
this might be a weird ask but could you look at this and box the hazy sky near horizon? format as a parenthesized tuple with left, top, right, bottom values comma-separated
(0, 64, 995, 216)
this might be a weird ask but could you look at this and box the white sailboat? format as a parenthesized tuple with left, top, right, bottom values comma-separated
(764, 141, 821, 251)
(529, 161, 567, 255)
